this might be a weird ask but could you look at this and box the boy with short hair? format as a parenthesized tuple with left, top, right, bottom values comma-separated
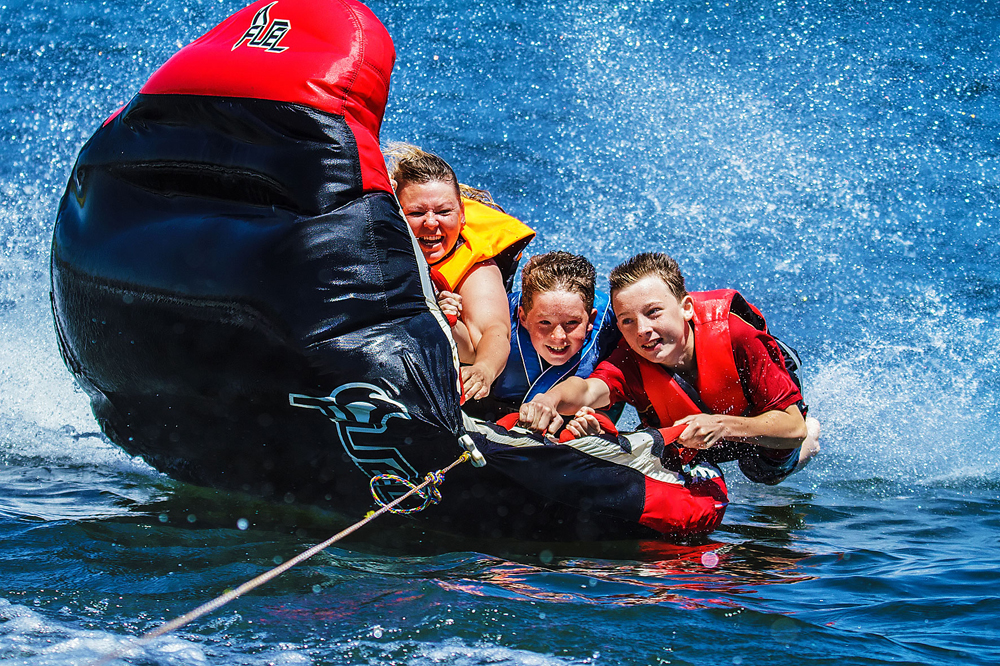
(517, 252, 820, 484)
(464, 251, 620, 421)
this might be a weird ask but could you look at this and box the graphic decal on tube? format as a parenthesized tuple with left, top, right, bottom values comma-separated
(289, 383, 418, 499)
(232, 2, 291, 53)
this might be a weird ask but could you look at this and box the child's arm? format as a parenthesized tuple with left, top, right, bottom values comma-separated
(517, 376, 611, 436)
(674, 404, 808, 450)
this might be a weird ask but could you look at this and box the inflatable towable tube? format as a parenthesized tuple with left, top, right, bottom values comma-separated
(51, 0, 461, 509)
(51, 0, 727, 541)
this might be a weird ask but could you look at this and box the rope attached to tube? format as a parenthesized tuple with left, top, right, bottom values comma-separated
(369, 469, 447, 514)
(87, 452, 471, 666)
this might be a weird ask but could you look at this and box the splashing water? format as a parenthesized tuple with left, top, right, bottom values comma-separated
(2, 1, 1000, 664)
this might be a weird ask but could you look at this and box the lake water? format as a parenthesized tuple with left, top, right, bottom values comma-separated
(2, 0, 999, 664)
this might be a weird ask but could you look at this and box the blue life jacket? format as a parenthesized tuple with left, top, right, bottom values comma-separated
(492, 289, 620, 403)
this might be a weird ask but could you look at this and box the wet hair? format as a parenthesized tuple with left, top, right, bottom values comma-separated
(383, 142, 461, 199)
(383, 143, 506, 212)
(609, 252, 687, 301)
(520, 251, 596, 313)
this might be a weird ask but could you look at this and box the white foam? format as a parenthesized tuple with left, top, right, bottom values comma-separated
(0, 598, 209, 666)
(384, 636, 587, 666)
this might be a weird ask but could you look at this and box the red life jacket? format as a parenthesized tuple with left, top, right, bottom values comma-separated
(636, 289, 769, 427)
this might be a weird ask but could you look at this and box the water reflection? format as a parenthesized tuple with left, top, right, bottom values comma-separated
(430, 537, 817, 609)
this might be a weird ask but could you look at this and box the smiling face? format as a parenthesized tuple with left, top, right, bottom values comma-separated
(396, 180, 465, 265)
(519, 289, 596, 366)
(612, 275, 696, 371)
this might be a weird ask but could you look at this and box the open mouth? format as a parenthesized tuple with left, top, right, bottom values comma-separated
(545, 344, 570, 355)
(640, 340, 662, 352)
(418, 235, 444, 248)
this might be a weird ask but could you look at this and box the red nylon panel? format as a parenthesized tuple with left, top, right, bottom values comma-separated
(639, 474, 728, 537)
(140, 0, 394, 193)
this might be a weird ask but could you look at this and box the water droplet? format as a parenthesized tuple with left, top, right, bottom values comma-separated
(770, 617, 800, 644)
(237, 518, 249, 531)
(701, 551, 720, 568)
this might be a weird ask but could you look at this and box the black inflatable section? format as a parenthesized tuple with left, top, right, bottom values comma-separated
(52, 93, 464, 510)
(430, 433, 659, 542)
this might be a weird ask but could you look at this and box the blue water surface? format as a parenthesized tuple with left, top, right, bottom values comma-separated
(2, 0, 999, 664)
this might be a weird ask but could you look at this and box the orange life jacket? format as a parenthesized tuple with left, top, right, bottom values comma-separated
(636, 289, 769, 427)
(431, 198, 535, 291)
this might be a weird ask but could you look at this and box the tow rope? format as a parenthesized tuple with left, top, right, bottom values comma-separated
(87, 452, 471, 666)
(369, 469, 447, 514)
